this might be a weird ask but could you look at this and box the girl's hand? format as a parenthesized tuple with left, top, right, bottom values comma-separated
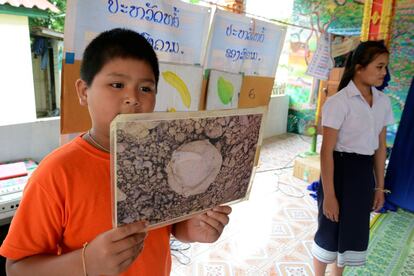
(84, 221, 148, 276)
(323, 195, 339, 222)
(372, 191, 385, 211)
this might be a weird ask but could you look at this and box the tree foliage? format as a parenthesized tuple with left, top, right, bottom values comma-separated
(29, 0, 66, 32)
(293, 0, 363, 33)
(291, 0, 363, 64)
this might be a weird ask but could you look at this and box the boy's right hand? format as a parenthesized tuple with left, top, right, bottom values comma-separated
(84, 221, 148, 276)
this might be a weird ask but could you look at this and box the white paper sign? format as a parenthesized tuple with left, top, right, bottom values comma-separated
(306, 32, 334, 80)
(64, 0, 211, 65)
(205, 9, 286, 77)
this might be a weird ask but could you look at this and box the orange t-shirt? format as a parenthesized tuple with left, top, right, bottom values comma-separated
(0, 136, 171, 276)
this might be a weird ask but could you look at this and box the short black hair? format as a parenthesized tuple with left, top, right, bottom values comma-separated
(80, 28, 159, 86)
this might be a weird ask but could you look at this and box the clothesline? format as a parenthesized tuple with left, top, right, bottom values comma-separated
(198, 0, 315, 31)
(198, 0, 394, 38)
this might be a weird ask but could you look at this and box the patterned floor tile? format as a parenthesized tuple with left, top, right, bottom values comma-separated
(302, 240, 314, 259)
(196, 261, 232, 276)
(274, 262, 314, 276)
(270, 222, 294, 238)
(283, 208, 314, 221)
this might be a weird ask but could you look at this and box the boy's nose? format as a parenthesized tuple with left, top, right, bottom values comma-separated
(123, 91, 140, 106)
(124, 98, 139, 105)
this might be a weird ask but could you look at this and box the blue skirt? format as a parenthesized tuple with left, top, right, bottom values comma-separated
(312, 151, 375, 267)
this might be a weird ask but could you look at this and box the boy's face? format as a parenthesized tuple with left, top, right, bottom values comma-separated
(77, 58, 156, 135)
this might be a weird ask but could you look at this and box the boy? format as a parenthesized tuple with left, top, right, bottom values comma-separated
(0, 28, 232, 276)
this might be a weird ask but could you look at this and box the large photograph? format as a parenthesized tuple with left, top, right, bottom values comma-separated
(111, 108, 265, 229)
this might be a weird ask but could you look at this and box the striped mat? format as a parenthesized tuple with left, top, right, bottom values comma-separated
(344, 208, 414, 276)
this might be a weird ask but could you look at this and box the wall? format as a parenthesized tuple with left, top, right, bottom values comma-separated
(0, 14, 36, 125)
(263, 94, 289, 138)
(0, 118, 60, 163)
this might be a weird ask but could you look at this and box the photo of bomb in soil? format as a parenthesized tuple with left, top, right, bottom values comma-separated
(112, 109, 264, 228)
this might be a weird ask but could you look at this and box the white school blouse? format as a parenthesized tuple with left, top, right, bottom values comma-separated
(322, 80, 394, 155)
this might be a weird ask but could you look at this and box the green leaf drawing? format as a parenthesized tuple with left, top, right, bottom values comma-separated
(217, 76, 234, 105)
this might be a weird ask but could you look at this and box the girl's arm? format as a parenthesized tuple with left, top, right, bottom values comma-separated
(373, 127, 387, 211)
(320, 126, 340, 222)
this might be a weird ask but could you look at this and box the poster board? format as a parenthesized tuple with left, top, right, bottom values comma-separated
(62, 2, 287, 133)
(60, 62, 91, 133)
(199, 75, 209, 110)
(110, 107, 266, 229)
(61, 0, 212, 134)
(238, 76, 275, 108)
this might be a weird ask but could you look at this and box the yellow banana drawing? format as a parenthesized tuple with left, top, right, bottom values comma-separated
(162, 71, 191, 108)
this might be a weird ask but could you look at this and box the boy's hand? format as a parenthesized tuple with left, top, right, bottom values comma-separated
(174, 206, 232, 243)
(84, 221, 147, 276)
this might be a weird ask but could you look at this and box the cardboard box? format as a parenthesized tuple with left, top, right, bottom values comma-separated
(293, 155, 320, 183)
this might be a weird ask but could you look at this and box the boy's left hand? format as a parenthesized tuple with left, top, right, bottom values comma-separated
(372, 191, 385, 211)
(174, 206, 232, 243)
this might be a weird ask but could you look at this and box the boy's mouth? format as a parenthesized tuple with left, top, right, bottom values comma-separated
(119, 108, 141, 115)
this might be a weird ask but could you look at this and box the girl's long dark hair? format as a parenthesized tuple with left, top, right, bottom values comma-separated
(337, 40, 389, 91)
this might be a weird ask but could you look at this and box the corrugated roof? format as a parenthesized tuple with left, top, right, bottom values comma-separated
(0, 0, 59, 13)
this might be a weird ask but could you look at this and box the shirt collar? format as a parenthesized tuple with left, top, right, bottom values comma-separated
(346, 80, 380, 107)
(346, 80, 379, 101)
(346, 80, 361, 98)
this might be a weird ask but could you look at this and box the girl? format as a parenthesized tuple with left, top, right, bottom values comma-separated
(312, 41, 394, 276)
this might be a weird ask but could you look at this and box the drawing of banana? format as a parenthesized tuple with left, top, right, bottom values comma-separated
(162, 71, 191, 108)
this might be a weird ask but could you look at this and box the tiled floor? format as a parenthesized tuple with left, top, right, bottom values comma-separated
(171, 134, 323, 276)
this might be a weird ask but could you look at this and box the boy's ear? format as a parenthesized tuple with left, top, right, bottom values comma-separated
(75, 79, 88, 106)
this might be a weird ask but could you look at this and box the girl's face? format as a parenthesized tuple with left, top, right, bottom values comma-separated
(356, 53, 389, 87)
(77, 57, 157, 136)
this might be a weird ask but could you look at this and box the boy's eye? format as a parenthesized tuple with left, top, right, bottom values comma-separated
(140, 86, 156, 93)
(110, 83, 124, 89)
